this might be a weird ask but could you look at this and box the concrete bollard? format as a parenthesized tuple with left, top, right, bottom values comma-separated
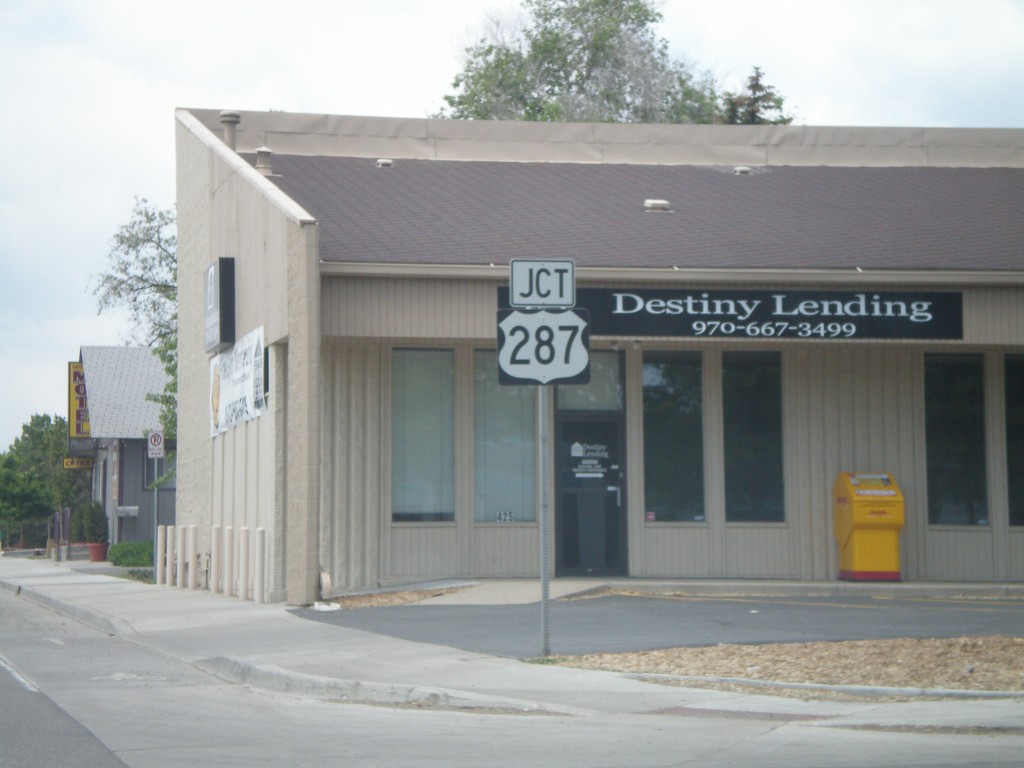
(224, 526, 234, 597)
(187, 525, 198, 590)
(156, 526, 166, 586)
(239, 527, 250, 601)
(210, 525, 222, 594)
(176, 525, 186, 588)
(254, 528, 266, 604)
(165, 525, 176, 586)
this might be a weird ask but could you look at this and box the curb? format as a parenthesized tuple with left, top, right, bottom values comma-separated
(0, 579, 20, 596)
(596, 581, 1024, 601)
(6, 581, 136, 638)
(196, 656, 587, 715)
(629, 673, 1024, 700)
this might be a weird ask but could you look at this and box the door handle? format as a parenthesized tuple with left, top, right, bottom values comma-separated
(607, 486, 621, 506)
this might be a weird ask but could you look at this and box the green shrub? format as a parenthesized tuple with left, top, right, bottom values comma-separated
(108, 540, 154, 567)
(71, 501, 108, 543)
(121, 568, 155, 584)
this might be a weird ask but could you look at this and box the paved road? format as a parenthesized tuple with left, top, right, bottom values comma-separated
(4, 559, 1024, 766)
(0, 661, 131, 768)
(295, 592, 1024, 658)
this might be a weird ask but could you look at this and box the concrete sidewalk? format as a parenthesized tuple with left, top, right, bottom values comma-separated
(1, 554, 1022, 731)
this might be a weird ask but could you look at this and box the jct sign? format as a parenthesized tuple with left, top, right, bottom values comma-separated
(509, 259, 575, 308)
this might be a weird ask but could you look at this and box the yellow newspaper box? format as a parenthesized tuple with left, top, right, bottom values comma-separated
(833, 472, 905, 581)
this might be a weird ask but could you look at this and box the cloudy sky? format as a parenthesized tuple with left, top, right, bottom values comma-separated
(1, 0, 1023, 449)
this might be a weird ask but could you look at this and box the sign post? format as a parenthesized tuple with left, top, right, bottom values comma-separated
(499, 260, 588, 657)
(148, 430, 165, 573)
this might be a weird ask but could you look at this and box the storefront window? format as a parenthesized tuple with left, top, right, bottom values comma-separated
(557, 351, 622, 411)
(925, 354, 987, 525)
(1007, 355, 1024, 527)
(722, 352, 784, 522)
(474, 351, 536, 522)
(391, 349, 454, 522)
(642, 353, 704, 522)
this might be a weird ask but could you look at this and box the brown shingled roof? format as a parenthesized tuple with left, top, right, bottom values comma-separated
(254, 155, 1024, 272)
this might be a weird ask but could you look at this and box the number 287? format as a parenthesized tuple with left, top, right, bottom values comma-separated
(508, 325, 581, 365)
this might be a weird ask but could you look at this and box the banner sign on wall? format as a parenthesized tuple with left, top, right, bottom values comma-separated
(500, 288, 962, 340)
(210, 327, 267, 436)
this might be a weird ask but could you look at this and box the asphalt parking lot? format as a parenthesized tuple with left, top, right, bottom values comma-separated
(295, 591, 1024, 659)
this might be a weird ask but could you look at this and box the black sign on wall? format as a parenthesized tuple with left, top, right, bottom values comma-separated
(204, 258, 236, 353)
(499, 287, 963, 340)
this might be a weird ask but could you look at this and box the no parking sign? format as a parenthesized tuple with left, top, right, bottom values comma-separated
(148, 430, 165, 459)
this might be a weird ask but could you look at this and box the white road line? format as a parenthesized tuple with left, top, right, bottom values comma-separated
(0, 652, 40, 693)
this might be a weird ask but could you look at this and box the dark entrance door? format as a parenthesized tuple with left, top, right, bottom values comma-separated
(554, 417, 626, 576)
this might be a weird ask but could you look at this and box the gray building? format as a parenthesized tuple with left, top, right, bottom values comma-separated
(78, 346, 175, 544)
(175, 109, 1024, 604)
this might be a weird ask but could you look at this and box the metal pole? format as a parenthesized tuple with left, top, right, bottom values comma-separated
(538, 384, 551, 657)
(152, 457, 159, 576)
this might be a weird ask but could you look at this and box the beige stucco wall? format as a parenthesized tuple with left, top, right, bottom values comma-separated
(176, 108, 1024, 596)
(319, 275, 1024, 586)
(176, 110, 321, 604)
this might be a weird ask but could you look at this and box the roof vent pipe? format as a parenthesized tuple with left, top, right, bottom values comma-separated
(255, 146, 274, 176)
(643, 199, 672, 213)
(733, 166, 752, 175)
(219, 111, 241, 151)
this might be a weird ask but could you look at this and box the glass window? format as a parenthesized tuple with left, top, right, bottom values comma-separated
(391, 349, 454, 522)
(1006, 356, 1024, 527)
(643, 354, 704, 522)
(474, 351, 536, 522)
(722, 352, 784, 523)
(557, 351, 622, 411)
(925, 354, 987, 525)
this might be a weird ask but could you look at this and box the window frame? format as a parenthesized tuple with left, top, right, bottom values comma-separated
(641, 351, 706, 524)
(472, 349, 537, 525)
(924, 353, 988, 527)
(390, 348, 456, 524)
(721, 351, 785, 524)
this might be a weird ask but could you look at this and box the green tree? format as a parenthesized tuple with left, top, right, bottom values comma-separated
(0, 453, 51, 548)
(93, 198, 177, 441)
(720, 66, 794, 125)
(0, 415, 90, 548)
(438, 0, 720, 123)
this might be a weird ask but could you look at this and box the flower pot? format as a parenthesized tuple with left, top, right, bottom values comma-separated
(86, 542, 109, 562)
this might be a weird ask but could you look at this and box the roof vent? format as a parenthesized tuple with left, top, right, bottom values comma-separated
(255, 146, 274, 176)
(219, 111, 241, 151)
(376, 158, 393, 168)
(733, 166, 752, 175)
(643, 199, 672, 213)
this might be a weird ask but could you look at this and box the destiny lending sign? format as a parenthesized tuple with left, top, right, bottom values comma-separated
(501, 288, 962, 340)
